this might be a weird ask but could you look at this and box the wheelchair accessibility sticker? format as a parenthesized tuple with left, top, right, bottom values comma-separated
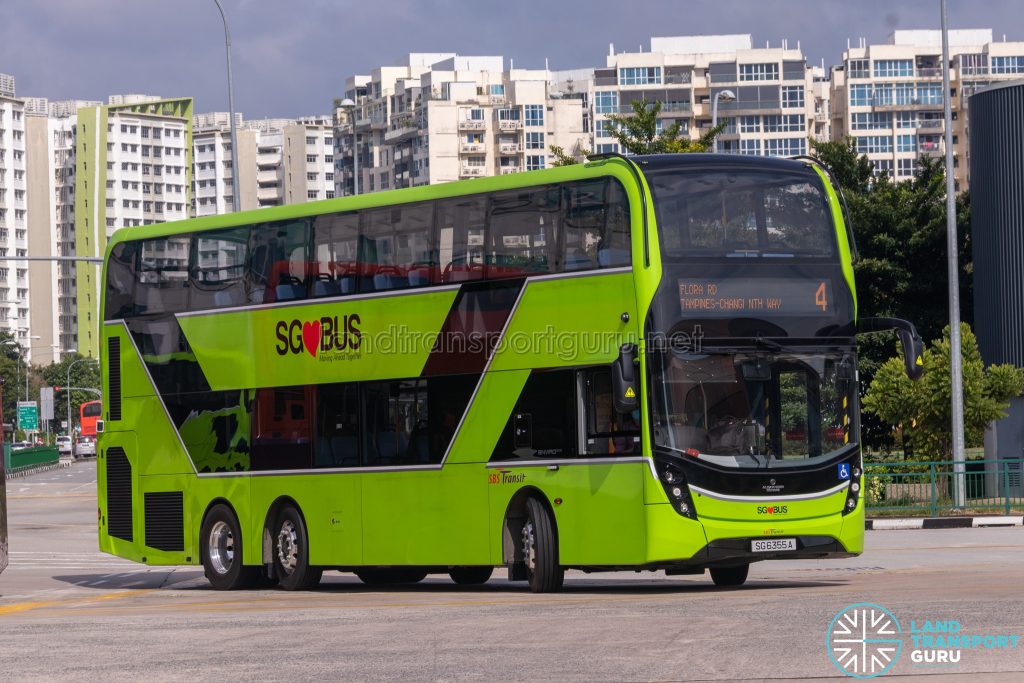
(838, 463, 851, 480)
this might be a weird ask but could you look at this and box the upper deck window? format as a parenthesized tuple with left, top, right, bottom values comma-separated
(648, 167, 836, 260)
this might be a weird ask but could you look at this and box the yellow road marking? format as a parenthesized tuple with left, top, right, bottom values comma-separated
(0, 589, 155, 616)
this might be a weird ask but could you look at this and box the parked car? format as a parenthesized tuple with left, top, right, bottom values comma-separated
(74, 435, 96, 458)
(10, 441, 32, 451)
(56, 436, 73, 456)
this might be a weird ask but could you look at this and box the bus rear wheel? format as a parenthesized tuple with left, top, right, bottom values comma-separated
(272, 504, 322, 590)
(201, 504, 258, 590)
(448, 566, 493, 585)
(355, 568, 428, 585)
(710, 564, 749, 587)
(522, 498, 564, 593)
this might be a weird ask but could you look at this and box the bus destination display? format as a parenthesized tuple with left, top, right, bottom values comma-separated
(678, 278, 833, 316)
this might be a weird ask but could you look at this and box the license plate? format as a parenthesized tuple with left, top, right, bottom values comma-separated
(751, 538, 797, 553)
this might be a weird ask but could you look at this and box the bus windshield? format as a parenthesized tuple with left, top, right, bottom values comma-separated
(647, 167, 836, 259)
(649, 348, 857, 468)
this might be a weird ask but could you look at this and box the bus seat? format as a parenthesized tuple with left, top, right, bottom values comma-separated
(377, 431, 398, 462)
(275, 283, 306, 301)
(339, 276, 357, 294)
(407, 267, 432, 287)
(331, 435, 358, 465)
(214, 288, 243, 308)
(373, 271, 407, 291)
(597, 248, 630, 267)
(564, 248, 594, 271)
(249, 287, 267, 304)
(313, 279, 340, 297)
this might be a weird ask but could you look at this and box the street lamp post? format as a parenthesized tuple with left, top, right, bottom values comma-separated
(213, 0, 241, 212)
(339, 98, 358, 195)
(66, 358, 98, 438)
(711, 89, 737, 153)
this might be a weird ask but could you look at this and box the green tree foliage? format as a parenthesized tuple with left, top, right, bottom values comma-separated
(863, 323, 1024, 460)
(551, 98, 726, 165)
(40, 353, 101, 433)
(809, 137, 975, 450)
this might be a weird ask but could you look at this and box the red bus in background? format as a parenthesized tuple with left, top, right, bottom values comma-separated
(80, 400, 102, 437)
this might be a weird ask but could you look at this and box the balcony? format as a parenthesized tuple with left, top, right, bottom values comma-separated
(459, 166, 485, 178)
(498, 120, 522, 131)
(872, 98, 945, 112)
(917, 120, 944, 132)
(460, 142, 485, 154)
(385, 124, 420, 143)
(458, 120, 486, 130)
(499, 166, 522, 175)
(498, 143, 522, 154)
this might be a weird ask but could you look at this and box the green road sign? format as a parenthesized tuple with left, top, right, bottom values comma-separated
(17, 402, 38, 431)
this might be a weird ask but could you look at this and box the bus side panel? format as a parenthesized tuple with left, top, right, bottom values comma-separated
(360, 465, 489, 566)
(249, 473, 362, 567)
(488, 273, 639, 373)
(487, 462, 647, 566)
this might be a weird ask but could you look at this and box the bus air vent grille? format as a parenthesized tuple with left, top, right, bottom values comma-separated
(107, 337, 122, 421)
(106, 447, 133, 541)
(144, 492, 184, 552)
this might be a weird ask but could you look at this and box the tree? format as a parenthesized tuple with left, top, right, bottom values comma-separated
(809, 138, 974, 451)
(40, 353, 101, 433)
(550, 97, 726, 165)
(863, 323, 1024, 460)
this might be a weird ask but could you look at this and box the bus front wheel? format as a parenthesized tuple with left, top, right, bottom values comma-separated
(710, 564, 749, 587)
(201, 504, 258, 590)
(272, 504, 322, 590)
(522, 498, 564, 593)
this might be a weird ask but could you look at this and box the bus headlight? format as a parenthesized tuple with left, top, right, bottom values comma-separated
(842, 461, 862, 516)
(656, 462, 698, 520)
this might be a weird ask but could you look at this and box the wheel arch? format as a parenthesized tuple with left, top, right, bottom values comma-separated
(501, 486, 559, 566)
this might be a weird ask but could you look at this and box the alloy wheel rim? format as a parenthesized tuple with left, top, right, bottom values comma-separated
(277, 520, 299, 575)
(209, 521, 234, 575)
(521, 520, 537, 571)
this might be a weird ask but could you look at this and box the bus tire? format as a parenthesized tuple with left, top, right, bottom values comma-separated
(710, 564, 749, 587)
(355, 568, 428, 585)
(201, 504, 258, 590)
(272, 504, 322, 590)
(523, 497, 564, 593)
(448, 566, 493, 586)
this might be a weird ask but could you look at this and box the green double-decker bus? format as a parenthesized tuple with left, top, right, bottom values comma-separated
(97, 154, 921, 592)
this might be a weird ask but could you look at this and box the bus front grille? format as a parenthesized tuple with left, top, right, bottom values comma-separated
(144, 492, 184, 552)
(106, 447, 133, 541)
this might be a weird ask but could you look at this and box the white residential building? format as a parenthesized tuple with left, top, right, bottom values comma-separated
(831, 29, 1024, 188)
(0, 87, 33, 349)
(334, 54, 590, 195)
(592, 35, 824, 158)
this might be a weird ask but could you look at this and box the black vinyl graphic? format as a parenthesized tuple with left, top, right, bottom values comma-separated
(106, 447, 133, 541)
(107, 337, 122, 421)
(421, 279, 525, 376)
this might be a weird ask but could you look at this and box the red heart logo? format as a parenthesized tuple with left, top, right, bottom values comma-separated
(302, 320, 321, 358)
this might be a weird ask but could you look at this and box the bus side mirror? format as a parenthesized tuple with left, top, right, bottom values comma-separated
(612, 344, 639, 413)
(96, 420, 105, 434)
(858, 317, 925, 381)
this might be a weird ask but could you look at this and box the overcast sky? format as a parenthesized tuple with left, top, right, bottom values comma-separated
(1, 0, 1020, 119)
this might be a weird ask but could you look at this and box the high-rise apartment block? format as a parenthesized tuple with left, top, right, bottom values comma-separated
(334, 54, 590, 195)
(831, 29, 1024, 188)
(0, 82, 33, 349)
(592, 35, 826, 158)
(74, 96, 193, 356)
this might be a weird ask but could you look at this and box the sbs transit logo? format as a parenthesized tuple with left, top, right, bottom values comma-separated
(275, 314, 361, 359)
(827, 603, 903, 678)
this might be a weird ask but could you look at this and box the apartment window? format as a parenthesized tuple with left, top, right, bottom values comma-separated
(895, 112, 917, 128)
(873, 159, 894, 176)
(468, 108, 484, 121)
(850, 84, 872, 107)
(781, 85, 804, 108)
(764, 138, 805, 156)
(960, 53, 988, 76)
(739, 115, 760, 133)
(525, 132, 545, 149)
(918, 83, 943, 104)
(490, 84, 505, 96)
(763, 114, 804, 133)
(526, 155, 546, 171)
(307, 172, 318, 181)
(874, 83, 893, 106)
(874, 59, 913, 78)
(739, 139, 762, 156)
(618, 66, 662, 85)
(595, 119, 616, 139)
(306, 136, 317, 145)
(594, 91, 618, 114)
(897, 158, 917, 177)
(524, 105, 544, 127)
(992, 56, 1024, 74)
(141, 127, 149, 138)
(852, 112, 890, 130)
(121, 125, 128, 133)
(739, 63, 778, 81)
(848, 59, 870, 79)
(307, 191, 318, 200)
(897, 134, 916, 153)
(325, 173, 334, 181)
(326, 191, 335, 199)
(894, 82, 916, 105)
(325, 155, 333, 163)
(854, 135, 893, 154)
